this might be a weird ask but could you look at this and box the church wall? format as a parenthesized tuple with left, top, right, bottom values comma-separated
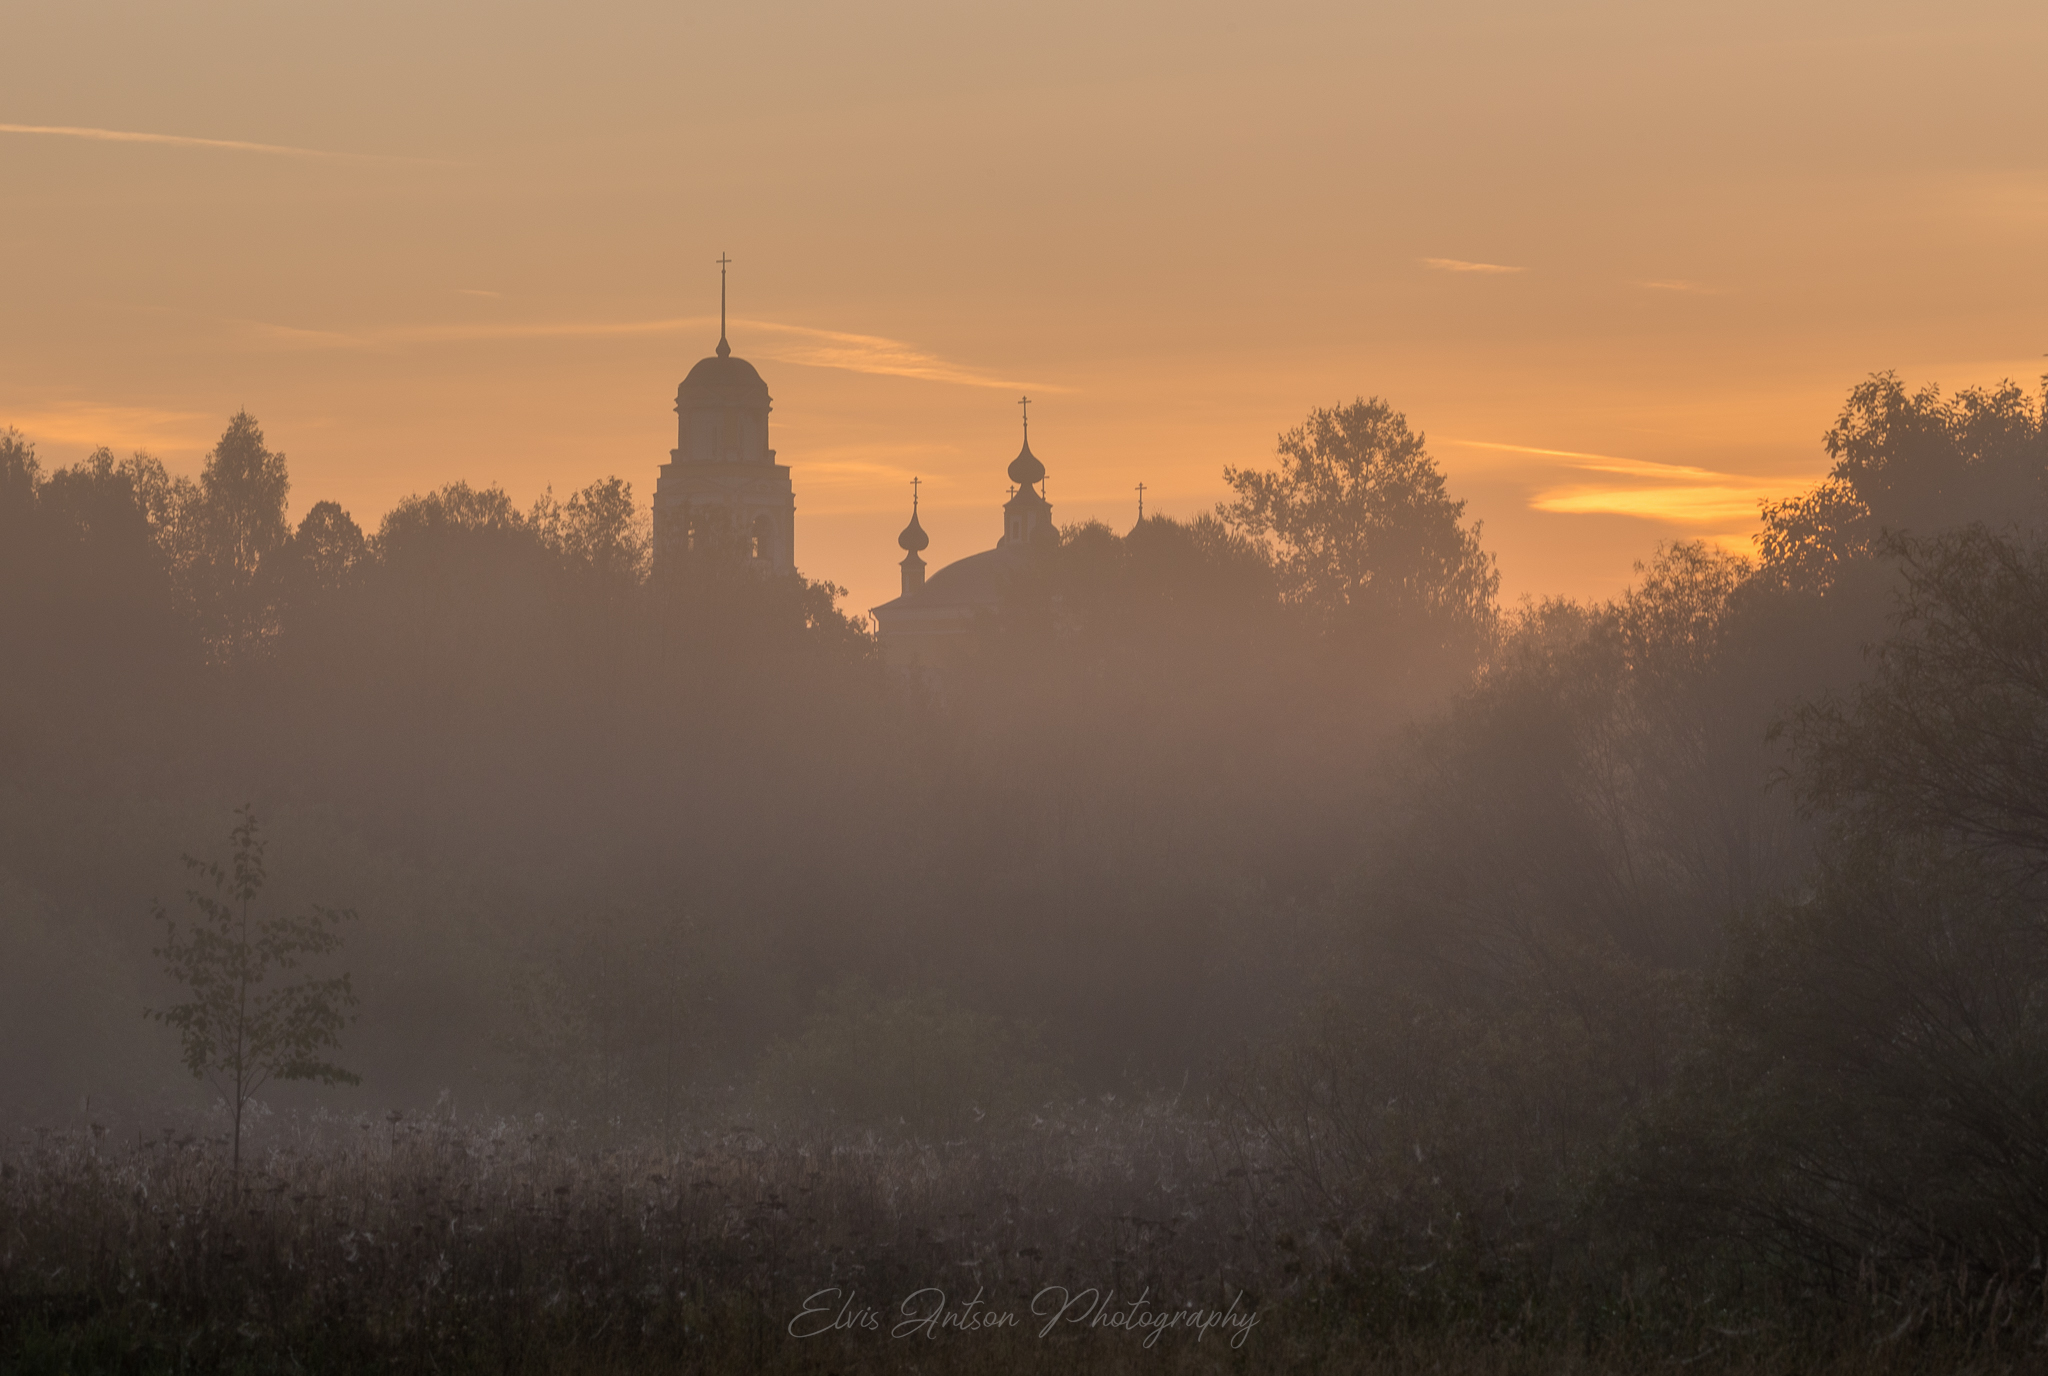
(651, 462, 796, 574)
(680, 407, 771, 466)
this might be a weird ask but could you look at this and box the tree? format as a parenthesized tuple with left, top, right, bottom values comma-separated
(1221, 397, 1497, 651)
(0, 427, 38, 538)
(199, 411, 291, 576)
(1661, 525, 2048, 1276)
(193, 412, 291, 656)
(1758, 373, 2046, 589)
(148, 808, 359, 1183)
(561, 476, 650, 584)
(1787, 525, 2048, 877)
(286, 500, 368, 595)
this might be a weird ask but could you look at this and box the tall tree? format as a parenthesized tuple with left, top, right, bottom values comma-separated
(0, 428, 38, 538)
(1221, 397, 1497, 651)
(195, 412, 291, 655)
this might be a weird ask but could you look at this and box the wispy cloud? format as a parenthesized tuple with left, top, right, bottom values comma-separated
(1446, 438, 1661, 467)
(0, 123, 409, 161)
(1533, 457, 1814, 526)
(3, 402, 208, 449)
(455, 288, 502, 299)
(240, 314, 1055, 390)
(1445, 437, 1815, 527)
(248, 322, 376, 350)
(745, 321, 1050, 390)
(1636, 279, 1724, 294)
(1531, 482, 1806, 525)
(1420, 257, 1525, 274)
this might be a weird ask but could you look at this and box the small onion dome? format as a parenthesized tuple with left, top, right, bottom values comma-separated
(1007, 438, 1046, 487)
(897, 509, 930, 552)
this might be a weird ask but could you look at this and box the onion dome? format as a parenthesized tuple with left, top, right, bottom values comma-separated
(898, 508, 929, 552)
(1007, 438, 1045, 488)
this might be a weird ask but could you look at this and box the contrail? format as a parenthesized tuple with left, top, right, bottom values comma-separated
(0, 123, 400, 161)
(1420, 257, 1525, 274)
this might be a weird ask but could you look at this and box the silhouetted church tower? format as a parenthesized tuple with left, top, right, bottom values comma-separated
(652, 256, 796, 574)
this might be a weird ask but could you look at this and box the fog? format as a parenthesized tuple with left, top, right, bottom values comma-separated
(5, 373, 2048, 1369)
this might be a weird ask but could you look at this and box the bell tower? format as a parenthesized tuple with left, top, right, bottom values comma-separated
(651, 256, 797, 573)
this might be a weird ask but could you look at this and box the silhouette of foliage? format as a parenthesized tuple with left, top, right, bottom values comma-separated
(1222, 397, 1498, 652)
(148, 807, 358, 1181)
(1759, 373, 2046, 588)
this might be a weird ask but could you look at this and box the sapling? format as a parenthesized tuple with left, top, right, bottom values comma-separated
(148, 806, 359, 1184)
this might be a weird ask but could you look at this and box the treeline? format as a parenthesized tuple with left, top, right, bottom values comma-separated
(4, 373, 2048, 1328)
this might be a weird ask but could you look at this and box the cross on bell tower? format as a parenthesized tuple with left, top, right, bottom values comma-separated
(715, 252, 732, 358)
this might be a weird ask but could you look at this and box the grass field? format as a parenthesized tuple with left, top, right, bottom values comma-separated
(4, 1099, 2037, 1375)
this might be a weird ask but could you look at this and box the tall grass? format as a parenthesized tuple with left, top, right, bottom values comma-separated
(0, 1101, 2035, 1373)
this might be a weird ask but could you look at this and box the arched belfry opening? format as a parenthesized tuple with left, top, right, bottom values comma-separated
(651, 255, 797, 576)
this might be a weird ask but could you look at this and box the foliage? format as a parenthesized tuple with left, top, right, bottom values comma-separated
(1700, 837, 2048, 1273)
(1221, 397, 1498, 653)
(1640, 526, 2048, 1277)
(0, 427, 39, 527)
(1759, 373, 2046, 589)
(147, 808, 359, 1178)
(1787, 526, 2048, 871)
(191, 411, 292, 656)
(285, 499, 369, 597)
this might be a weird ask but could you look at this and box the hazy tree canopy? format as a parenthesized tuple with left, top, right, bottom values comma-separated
(0, 427, 40, 532)
(1664, 529, 2048, 1274)
(38, 447, 160, 570)
(1703, 833, 2048, 1271)
(182, 411, 293, 658)
(377, 479, 534, 557)
(1610, 540, 1751, 680)
(1788, 526, 2048, 873)
(558, 476, 651, 584)
(2, 444, 193, 694)
(286, 500, 369, 596)
(198, 411, 291, 575)
(1221, 398, 1498, 650)
(1759, 373, 2047, 588)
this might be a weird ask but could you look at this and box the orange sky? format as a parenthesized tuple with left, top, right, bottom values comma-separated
(5, 0, 2045, 619)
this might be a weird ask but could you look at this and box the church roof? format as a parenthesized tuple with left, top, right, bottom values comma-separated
(872, 545, 1025, 616)
(676, 352, 771, 406)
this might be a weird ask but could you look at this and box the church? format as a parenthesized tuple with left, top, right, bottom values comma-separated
(868, 408, 1058, 666)
(649, 267, 1056, 664)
